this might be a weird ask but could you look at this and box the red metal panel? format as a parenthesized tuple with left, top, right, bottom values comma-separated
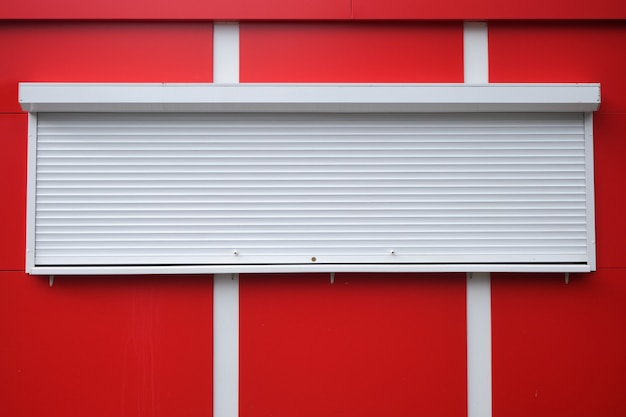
(0, 114, 27, 271)
(489, 22, 626, 112)
(489, 22, 626, 269)
(240, 22, 463, 83)
(490, 23, 626, 417)
(239, 24, 466, 415)
(0, 22, 216, 416)
(239, 273, 467, 417)
(352, 0, 626, 20)
(1, 0, 626, 19)
(0, 22, 213, 113)
(491, 271, 626, 417)
(0, 272, 214, 417)
(0, 0, 351, 20)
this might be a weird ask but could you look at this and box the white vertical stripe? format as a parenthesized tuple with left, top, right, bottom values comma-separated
(214, 23, 240, 84)
(213, 22, 240, 417)
(464, 22, 489, 84)
(466, 272, 492, 417)
(214, 273, 239, 417)
(464, 21, 492, 417)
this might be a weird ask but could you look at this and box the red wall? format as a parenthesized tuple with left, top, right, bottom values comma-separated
(238, 22, 468, 416)
(0, 22, 215, 417)
(240, 273, 466, 417)
(0, 273, 213, 417)
(1, 16, 626, 417)
(489, 22, 626, 417)
(239, 22, 463, 83)
(1, 0, 625, 19)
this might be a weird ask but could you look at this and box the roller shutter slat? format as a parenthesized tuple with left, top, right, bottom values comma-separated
(34, 112, 589, 266)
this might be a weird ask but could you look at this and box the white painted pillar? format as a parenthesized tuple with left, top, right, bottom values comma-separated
(463, 22, 493, 417)
(213, 22, 240, 417)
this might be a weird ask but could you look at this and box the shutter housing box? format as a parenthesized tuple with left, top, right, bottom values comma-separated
(20, 83, 599, 275)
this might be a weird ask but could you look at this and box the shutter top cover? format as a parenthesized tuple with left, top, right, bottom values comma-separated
(19, 83, 600, 113)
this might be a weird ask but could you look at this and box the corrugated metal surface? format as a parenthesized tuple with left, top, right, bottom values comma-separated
(34, 112, 589, 266)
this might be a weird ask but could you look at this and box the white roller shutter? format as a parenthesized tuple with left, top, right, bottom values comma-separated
(21, 83, 598, 274)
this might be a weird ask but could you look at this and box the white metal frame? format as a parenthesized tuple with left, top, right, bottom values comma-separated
(25, 113, 38, 273)
(584, 112, 597, 271)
